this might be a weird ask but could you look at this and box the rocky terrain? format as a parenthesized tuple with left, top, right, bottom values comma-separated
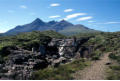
(0, 37, 93, 80)
(1, 30, 120, 80)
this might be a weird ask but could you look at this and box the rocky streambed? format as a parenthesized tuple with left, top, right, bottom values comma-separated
(0, 38, 93, 80)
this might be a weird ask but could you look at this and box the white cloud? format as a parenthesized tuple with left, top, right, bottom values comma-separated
(50, 3, 60, 7)
(64, 9, 73, 12)
(77, 16, 93, 21)
(88, 21, 95, 23)
(95, 22, 120, 25)
(20, 5, 27, 9)
(49, 15, 61, 18)
(64, 13, 87, 20)
(8, 10, 15, 13)
(105, 22, 120, 24)
(0, 31, 4, 33)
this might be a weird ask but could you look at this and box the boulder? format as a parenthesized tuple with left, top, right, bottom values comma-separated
(13, 56, 26, 65)
(33, 59, 49, 70)
(52, 57, 67, 67)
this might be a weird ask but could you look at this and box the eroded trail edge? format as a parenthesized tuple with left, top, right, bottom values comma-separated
(73, 53, 111, 80)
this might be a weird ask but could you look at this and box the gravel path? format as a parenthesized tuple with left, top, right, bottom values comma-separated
(73, 53, 111, 80)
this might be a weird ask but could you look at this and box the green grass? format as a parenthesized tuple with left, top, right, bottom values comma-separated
(0, 31, 66, 51)
(31, 59, 90, 80)
(41, 30, 66, 39)
(107, 65, 120, 80)
(107, 52, 120, 80)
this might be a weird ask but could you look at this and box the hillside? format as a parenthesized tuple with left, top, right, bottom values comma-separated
(4, 18, 99, 36)
(59, 24, 99, 35)
(0, 31, 66, 51)
(1, 30, 120, 80)
(0, 33, 3, 36)
(41, 30, 66, 39)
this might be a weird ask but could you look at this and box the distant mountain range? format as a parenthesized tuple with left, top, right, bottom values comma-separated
(4, 18, 100, 36)
(0, 33, 2, 36)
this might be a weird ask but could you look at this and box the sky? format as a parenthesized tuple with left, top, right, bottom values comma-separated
(0, 0, 120, 33)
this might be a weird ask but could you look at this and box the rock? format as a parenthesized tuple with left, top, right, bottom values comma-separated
(13, 55, 28, 65)
(33, 59, 49, 70)
(105, 62, 111, 65)
(52, 57, 68, 67)
(0, 37, 93, 80)
(74, 52, 81, 59)
(39, 45, 46, 55)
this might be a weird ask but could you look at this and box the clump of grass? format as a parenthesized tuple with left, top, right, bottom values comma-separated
(107, 52, 120, 80)
(107, 65, 120, 80)
(109, 53, 117, 60)
(91, 50, 102, 60)
(109, 53, 120, 63)
(31, 59, 90, 80)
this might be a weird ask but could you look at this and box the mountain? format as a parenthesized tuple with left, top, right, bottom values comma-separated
(4, 18, 99, 35)
(47, 20, 58, 26)
(5, 18, 48, 35)
(59, 24, 99, 35)
(0, 33, 3, 36)
(0, 34, 1, 36)
(52, 20, 74, 31)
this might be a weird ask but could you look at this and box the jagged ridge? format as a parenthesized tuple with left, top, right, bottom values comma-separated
(4, 18, 99, 35)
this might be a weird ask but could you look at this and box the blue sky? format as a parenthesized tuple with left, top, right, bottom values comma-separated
(0, 0, 120, 33)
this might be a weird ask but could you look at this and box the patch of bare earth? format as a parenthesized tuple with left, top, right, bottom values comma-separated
(73, 53, 111, 80)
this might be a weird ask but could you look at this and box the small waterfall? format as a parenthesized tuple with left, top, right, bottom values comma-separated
(58, 42, 66, 56)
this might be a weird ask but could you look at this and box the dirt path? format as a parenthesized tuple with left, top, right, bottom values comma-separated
(73, 53, 111, 80)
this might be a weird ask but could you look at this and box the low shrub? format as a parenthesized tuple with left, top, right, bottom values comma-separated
(107, 65, 120, 80)
(31, 59, 90, 80)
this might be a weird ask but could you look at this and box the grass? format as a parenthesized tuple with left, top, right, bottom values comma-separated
(107, 65, 120, 80)
(107, 52, 120, 80)
(31, 59, 90, 80)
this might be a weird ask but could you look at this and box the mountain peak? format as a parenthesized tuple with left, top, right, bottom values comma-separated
(60, 19, 67, 22)
(49, 20, 57, 23)
(4, 18, 99, 36)
(47, 20, 58, 25)
(31, 18, 46, 25)
(33, 18, 43, 23)
(59, 20, 74, 26)
(35, 18, 40, 20)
